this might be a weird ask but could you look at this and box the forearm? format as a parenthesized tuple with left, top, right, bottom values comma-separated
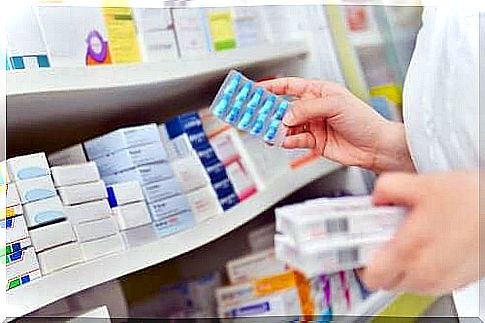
(371, 122, 416, 173)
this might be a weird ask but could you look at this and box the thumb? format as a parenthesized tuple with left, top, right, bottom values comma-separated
(372, 173, 421, 207)
(283, 96, 343, 127)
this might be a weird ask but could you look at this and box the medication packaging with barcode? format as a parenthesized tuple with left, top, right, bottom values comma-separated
(274, 195, 407, 277)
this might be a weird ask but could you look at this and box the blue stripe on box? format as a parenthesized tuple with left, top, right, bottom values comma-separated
(21, 275, 30, 284)
(106, 186, 118, 208)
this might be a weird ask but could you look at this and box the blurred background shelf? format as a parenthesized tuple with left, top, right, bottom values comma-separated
(6, 41, 308, 128)
(6, 159, 341, 319)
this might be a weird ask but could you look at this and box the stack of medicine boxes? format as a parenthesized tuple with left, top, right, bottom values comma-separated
(51, 162, 123, 261)
(106, 180, 154, 248)
(161, 112, 239, 214)
(2, 163, 41, 290)
(83, 123, 195, 238)
(6, 153, 82, 277)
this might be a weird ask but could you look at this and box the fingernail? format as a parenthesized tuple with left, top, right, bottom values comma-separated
(283, 109, 295, 126)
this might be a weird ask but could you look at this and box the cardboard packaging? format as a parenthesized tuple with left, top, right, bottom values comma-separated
(37, 242, 84, 275)
(58, 181, 107, 206)
(51, 162, 100, 187)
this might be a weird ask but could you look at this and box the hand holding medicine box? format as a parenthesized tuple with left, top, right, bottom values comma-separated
(210, 70, 291, 146)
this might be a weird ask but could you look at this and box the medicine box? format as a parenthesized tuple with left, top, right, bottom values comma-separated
(58, 180, 107, 206)
(80, 234, 124, 261)
(133, 8, 179, 62)
(187, 186, 222, 223)
(219, 192, 239, 211)
(226, 249, 287, 285)
(215, 270, 297, 308)
(277, 206, 405, 243)
(24, 196, 66, 228)
(64, 199, 111, 225)
(29, 220, 76, 252)
(94, 142, 168, 177)
(5, 247, 41, 290)
(6, 183, 21, 207)
(2, 205, 23, 221)
(274, 233, 392, 277)
(73, 217, 119, 243)
(218, 289, 301, 318)
(84, 124, 161, 160)
(47, 144, 87, 166)
(37, 242, 84, 275)
(171, 154, 210, 192)
(120, 223, 157, 248)
(205, 161, 229, 185)
(102, 162, 173, 186)
(142, 178, 183, 204)
(152, 210, 195, 237)
(51, 162, 100, 187)
(111, 201, 151, 231)
(225, 161, 257, 201)
(15, 175, 57, 204)
(148, 194, 192, 222)
(2, 237, 32, 257)
(106, 181, 144, 208)
(172, 8, 211, 58)
(7, 152, 50, 181)
(3, 215, 29, 245)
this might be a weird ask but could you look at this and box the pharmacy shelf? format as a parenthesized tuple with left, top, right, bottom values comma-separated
(7, 41, 309, 127)
(6, 159, 341, 319)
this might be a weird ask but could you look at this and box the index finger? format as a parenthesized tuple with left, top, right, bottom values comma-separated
(257, 77, 319, 98)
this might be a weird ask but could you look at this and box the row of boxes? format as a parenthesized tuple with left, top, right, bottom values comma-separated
(7, 5, 268, 70)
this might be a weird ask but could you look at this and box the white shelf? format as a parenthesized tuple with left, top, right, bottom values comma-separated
(7, 41, 308, 127)
(6, 159, 341, 319)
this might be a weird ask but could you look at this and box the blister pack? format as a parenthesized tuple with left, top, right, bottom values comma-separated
(210, 70, 291, 146)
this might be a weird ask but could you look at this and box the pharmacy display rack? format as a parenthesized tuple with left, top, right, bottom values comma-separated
(6, 159, 341, 318)
(7, 41, 309, 128)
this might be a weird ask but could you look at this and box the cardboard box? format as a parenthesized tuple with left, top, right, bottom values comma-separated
(226, 249, 287, 284)
(3, 215, 29, 245)
(80, 234, 124, 261)
(172, 8, 211, 58)
(133, 8, 179, 62)
(218, 192, 239, 211)
(29, 220, 76, 252)
(106, 181, 144, 208)
(187, 186, 222, 223)
(152, 210, 195, 238)
(171, 155, 210, 192)
(120, 223, 157, 248)
(15, 175, 57, 204)
(58, 181, 107, 206)
(47, 144, 87, 166)
(73, 217, 119, 243)
(64, 199, 111, 225)
(6, 183, 21, 207)
(142, 178, 183, 204)
(94, 142, 168, 177)
(84, 124, 161, 160)
(51, 162, 100, 187)
(1, 237, 32, 257)
(2, 205, 23, 221)
(7, 152, 50, 181)
(4, 247, 41, 290)
(112, 201, 151, 231)
(23, 196, 66, 228)
(37, 242, 84, 275)
(148, 195, 192, 222)
(102, 162, 173, 186)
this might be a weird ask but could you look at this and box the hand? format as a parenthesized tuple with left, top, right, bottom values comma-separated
(359, 171, 480, 295)
(259, 78, 415, 173)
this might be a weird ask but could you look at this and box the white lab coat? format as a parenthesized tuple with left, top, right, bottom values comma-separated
(403, 6, 481, 320)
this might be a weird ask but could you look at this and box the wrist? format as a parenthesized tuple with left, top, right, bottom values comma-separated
(370, 121, 416, 173)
